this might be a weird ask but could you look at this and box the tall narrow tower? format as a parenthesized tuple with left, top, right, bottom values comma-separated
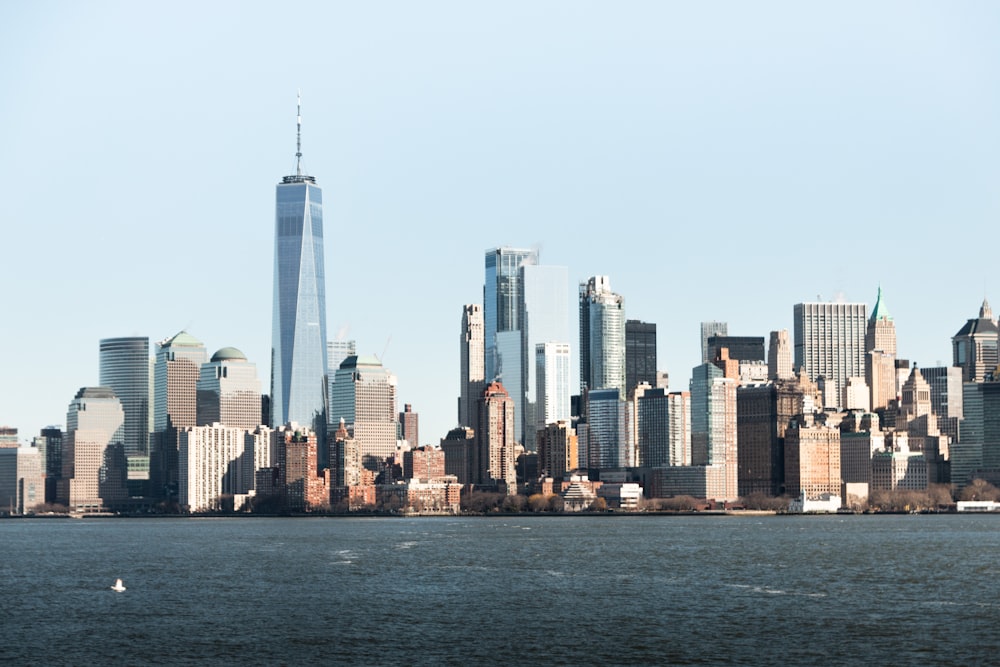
(271, 93, 329, 433)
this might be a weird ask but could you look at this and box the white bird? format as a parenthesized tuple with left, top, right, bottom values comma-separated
(111, 578, 126, 592)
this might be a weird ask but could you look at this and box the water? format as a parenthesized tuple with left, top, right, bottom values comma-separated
(2, 515, 999, 665)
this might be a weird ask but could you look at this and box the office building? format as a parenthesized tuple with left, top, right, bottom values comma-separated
(637, 387, 670, 468)
(700, 321, 728, 364)
(579, 276, 626, 396)
(706, 336, 765, 364)
(458, 304, 485, 428)
(152, 331, 207, 499)
(535, 342, 571, 433)
(99, 337, 150, 465)
(920, 365, 963, 440)
(520, 263, 569, 442)
(484, 246, 538, 384)
(953, 379, 1000, 488)
(60, 387, 127, 512)
(327, 339, 357, 425)
(736, 384, 781, 497)
(33, 427, 63, 504)
(329, 355, 399, 474)
(793, 300, 867, 409)
(768, 329, 793, 381)
(271, 96, 329, 432)
(952, 299, 999, 383)
(196, 347, 262, 430)
(626, 320, 657, 399)
(0, 446, 43, 514)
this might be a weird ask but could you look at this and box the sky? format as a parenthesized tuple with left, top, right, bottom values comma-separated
(2, 1, 999, 447)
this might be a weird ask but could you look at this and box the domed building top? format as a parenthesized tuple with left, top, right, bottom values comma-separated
(210, 347, 247, 363)
(162, 330, 203, 348)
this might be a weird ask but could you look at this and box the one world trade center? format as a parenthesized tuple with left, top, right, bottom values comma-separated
(271, 94, 329, 434)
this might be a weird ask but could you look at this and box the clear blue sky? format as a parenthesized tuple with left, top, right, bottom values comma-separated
(2, 1, 998, 446)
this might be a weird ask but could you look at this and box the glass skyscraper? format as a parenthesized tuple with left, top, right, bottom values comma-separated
(484, 246, 538, 383)
(271, 99, 329, 433)
(99, 337, 150, 460)
(520, 263, 569, 442)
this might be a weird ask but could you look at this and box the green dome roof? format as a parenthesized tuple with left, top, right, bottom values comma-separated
(165, 331, 202, 347)
(211, 347, 247, 363)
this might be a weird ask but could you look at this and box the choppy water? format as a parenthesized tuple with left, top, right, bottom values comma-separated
(2, 515, 999, 665)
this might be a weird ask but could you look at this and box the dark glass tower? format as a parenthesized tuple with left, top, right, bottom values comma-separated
(271, 95, 329, 433)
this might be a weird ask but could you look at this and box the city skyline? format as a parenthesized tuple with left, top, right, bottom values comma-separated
(3, 3, 999, 447)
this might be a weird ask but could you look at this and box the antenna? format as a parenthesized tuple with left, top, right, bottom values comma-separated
(379, 336, 392, 363)
(296, 89, 303, 176)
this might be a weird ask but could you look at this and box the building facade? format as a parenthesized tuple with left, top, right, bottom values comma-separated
(99, 337, 150, 464)
(475, 382, 517, 491)
(768, 329, 793, 381)
(458, 304, 485, 428)
(952, 299, 999, 383)
(793, 301, 867, 409)
(60, 387, 127, 512)
(329, 355, 399, 474)
(271, 98, 329, 433)
(625, 320, 657, 399)
(196, 347, 262, 430)
(579, 276, 626, 397)
(535, 342, 572, 434)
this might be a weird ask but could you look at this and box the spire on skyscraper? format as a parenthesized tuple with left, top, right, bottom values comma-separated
(284, 91, 315, 184)
(870, 285, 892, 322)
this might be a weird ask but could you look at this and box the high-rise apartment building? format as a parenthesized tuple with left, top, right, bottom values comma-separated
(768, 329, 793, 381)
(399, 404, 419, 448)
(626, 320, 657, 399)
(60, 387, 127, 512)
(520, 263, 569, 443)
(583, 388, 629, 470)
(535, 342, 571, 433)
(99, 337, 150, 463)
(579, 276, 626, 397)
(475, 382, 517, 492)
(196, 347, 262, 430)
(458, 304, 486, 429)
(667, 391, 692, 467)
(329, 355, 399, 474)
(537, 420, 577, 480)
(179, 424, 270, 512)
(793, 300, 867, 409)
(784, 416, 841, 498)
(700, 321, 728, 364)
(952, 299, 999, 383)
(271, 96, 329, 433)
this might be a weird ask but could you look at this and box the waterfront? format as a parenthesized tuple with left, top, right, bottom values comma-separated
(2, 515, 999, 665)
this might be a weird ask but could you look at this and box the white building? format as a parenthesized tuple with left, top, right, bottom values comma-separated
(179, 424, 272, 512)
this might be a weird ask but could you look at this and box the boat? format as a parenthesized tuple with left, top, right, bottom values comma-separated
(110, 578, 126, 592)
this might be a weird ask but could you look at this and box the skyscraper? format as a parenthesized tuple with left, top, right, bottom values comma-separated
(520, 263, 569, 442)
(99, 337, 150, 462)
(271, 95, 329, 433)
(952, 299, 999, 383)
(152, 331, 207, 499)
(768, 329, 793, 381)
(579, 276, 626, 396)
(690, 362, 738, 499)
(793, 300, 867, 409)
(535, 342, 572, 433)
(626, 320, 657, 399)
(865, 287, 897, 411)
(475, 381, 517, 492)
(459, 304, 486, 429)
(700, 321, 728, 364)
(196, 347, 262, 430)
(329, 355, 398, 473)
(484, 247, 538, 383)
(60, 387, 127, 512)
